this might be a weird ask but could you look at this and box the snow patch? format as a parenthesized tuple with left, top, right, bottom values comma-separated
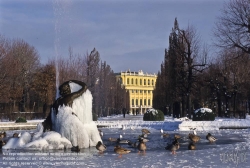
(194, 108, 213, 114)
(145, 108, 158, 116)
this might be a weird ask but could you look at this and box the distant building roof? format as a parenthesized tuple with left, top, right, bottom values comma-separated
(115, 69, 157, 77)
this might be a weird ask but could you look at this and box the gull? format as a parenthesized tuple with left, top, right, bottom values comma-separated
(160, 129, 169, 138)
(121, 125, 126, 130)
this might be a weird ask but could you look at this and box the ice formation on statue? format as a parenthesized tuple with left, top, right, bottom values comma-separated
(3, 80, 102, 150)
(51, 82, 102, 148)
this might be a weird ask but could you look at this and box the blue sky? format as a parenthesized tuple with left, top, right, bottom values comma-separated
(0, 0, 226, 74)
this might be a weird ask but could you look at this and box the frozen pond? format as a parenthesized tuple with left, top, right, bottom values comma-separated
(0, 128, 249, 168)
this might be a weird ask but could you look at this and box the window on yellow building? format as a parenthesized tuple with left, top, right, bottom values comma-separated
(148, 90, 150, 93)
(144, 99, 146, 105)
(148, 79, 150, 85)
(127, 78, 129, 84)
(132, 90, 134, 93)
(131, 78, 134, 84)
(136, 79, 138, 85)
(140, 99, 142, 106)
(140, 79, 142, 85)
(144, 79, 146, 85)
(152, 80, 154, 86)
(136, 99, 138, 105)
(140, 90, 142, 93)
(132, 99, 134, 105)
(144, 90, 147, 93)
(148, 99, 150, 105)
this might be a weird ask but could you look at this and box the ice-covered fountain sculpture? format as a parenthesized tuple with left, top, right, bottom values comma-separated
(3, 80, 102, 150)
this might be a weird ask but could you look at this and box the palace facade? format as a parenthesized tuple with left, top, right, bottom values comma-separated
(116, 70, 157, 114)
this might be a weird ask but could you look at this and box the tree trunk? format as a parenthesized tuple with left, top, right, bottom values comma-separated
(187, 94, 192, 118)
(217, 92, 222, 117)
(181, 99, 185, 118)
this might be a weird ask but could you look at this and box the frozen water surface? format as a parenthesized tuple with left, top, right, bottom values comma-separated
(1, 115, 250, 167)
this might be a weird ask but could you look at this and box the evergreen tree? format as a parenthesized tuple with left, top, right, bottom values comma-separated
(155, 18, 207, 118)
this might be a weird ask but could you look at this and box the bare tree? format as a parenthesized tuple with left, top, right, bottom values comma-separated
(220, 48, 250, 117)
(31, 64, 56, 117)
(214, 0, 250, 54)
(8, 39, 40, 112)
(163, 18, 208, 118)
(205, 46, 250, 118)
(97, 61, 111, 116)
(84, 48, 100, 90)
(179, 25, 208, 117)
(0, 35, 10, 102)
(52, 47, 119, 117)
(51, 47, 88, 86)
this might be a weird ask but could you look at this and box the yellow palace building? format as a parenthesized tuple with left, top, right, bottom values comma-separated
(116, 70, 157, 114)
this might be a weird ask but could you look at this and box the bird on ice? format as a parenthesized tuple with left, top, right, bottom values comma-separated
(165, 137, 180, 154)
(141, 129, 150, 135)
(137, 138, 147, 154)
(114, 145, 131, 158)
(96, 141, 107, 154)
(188, 133, 200, 143)
(206, 133, 217, 143)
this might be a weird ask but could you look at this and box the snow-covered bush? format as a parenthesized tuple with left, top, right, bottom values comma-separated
(15, 117, 27, 123)
(192, 108, 215, 121)
(143, 108, 164, 121)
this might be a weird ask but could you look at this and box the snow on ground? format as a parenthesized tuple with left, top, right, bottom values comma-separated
(97, 114, 250, 131)
(1, 114, 250, 167)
